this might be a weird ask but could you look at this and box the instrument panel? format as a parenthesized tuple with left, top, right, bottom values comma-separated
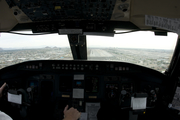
(0, 60, 169, 120)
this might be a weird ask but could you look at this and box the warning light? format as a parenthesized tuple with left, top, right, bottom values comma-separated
(143, 112, 146, 114)
(55, 6, 61, 10)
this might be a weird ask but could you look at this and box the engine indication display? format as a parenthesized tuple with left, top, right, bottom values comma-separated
(74, 81, 84, 88)
(76, 81, 82, 86)
(85, 77, 99, 93)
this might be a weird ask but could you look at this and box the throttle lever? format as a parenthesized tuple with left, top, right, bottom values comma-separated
(3, 83, 8, 95)
(1, 83, 9, 101)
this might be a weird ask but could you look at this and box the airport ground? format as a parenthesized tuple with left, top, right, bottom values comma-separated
(0, 48, 173, 72)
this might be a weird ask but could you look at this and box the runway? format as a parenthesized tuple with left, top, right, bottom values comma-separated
(89, 49, 113, 57)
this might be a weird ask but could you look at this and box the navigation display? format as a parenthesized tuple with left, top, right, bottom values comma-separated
(85, 77, 99, 93)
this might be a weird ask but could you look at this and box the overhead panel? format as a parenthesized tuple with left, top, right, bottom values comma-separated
(130, 0, 180, 29)
(5, 0, 117, 22)
(2, 0, 180, 31)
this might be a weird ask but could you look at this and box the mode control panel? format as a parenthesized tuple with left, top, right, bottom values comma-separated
(17, 61, 137, 73)
(51, 63, 100, 71)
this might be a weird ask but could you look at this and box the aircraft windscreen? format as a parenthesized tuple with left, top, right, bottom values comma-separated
(87, 31, 178, 72)
(0, 32, 73, 69)
(0, 31, 178, 72)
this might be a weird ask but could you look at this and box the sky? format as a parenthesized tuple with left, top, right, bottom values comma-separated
(0, 31, 178, 50)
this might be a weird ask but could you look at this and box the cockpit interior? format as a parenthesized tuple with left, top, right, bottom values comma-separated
(0, 0, 180, 120)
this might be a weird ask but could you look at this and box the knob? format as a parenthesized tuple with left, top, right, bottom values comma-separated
(121, 90, 127, 95)
(150, 90, 155, 95)
(27, 87, 32, 92)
